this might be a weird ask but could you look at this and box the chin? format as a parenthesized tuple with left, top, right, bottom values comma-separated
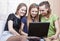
(20, 14, 24, 16)
(41, 14, 45, 16)
(21, 16, 23, 17)
(21, 15, 25, 17)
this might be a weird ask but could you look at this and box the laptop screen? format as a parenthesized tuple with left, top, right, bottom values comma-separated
(28, 22, 50, 37)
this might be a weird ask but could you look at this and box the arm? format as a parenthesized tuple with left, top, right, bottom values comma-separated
(8, 20, 20, 36)
(50, 19, 60, 40)
(54, 19, 60, 37)
(19, 22, 28, 36)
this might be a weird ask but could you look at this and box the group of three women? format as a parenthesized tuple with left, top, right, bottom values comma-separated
(0, 1, 60, 41)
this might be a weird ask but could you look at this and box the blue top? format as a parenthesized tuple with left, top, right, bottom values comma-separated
(21, 17, 28, 33)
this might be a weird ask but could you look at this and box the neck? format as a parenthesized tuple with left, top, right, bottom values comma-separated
(15, 14, 21, 19)
(30, 15, 36, 20)
(32, 17, 35, 22)
(32, 17, 35, 19)
(44, 13, 50, 19)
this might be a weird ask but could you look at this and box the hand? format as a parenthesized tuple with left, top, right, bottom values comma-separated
(23, 33, 28, 36)
(19, 30, 28, 37)
(49, 35, 58, 40)
(28, 36, 40, 39)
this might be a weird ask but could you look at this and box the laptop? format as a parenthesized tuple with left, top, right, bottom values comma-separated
(28, 22, 50, 38)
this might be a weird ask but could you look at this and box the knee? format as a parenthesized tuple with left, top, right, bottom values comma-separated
(44, 38, 51, 41)
(52, 39, 60, 41)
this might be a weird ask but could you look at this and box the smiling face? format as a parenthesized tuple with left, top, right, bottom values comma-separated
(16, 3, 27, 17)
(18, 6, 27, 16)
(39, 5, 49, 16)
(30, 7, 38, 18)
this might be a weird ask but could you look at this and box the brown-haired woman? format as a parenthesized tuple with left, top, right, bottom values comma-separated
(39, 1, 60, 41)
(0, 3, 27, 41)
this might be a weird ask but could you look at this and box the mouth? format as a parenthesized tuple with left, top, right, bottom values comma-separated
(21, 12, 25, 14)
(21, 12, 25, 15)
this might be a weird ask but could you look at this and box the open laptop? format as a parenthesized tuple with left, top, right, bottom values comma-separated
(28, 22, 50, 38)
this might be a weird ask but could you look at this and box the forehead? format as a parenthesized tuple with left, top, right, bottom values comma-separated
(20, 6, 26, 9)
(31, 8, 38, 11)
(39, 5, 46, 10)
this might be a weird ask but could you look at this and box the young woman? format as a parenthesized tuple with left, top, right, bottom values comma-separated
(39, 1, 60, 41)
(27, 3, 39, 27)
(27, 3, 40, 41)
(0, 3, 27, 41)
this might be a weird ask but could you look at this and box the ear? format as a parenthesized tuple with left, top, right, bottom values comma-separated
(47, 8, 51, 13)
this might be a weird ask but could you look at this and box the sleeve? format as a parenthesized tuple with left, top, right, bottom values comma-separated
(7, 14, 14, 21)
(21, 17, 27, 24)
(53, 14, 59, 21)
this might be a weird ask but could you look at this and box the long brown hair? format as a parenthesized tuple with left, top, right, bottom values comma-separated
(27, 3, 39, 27)
(15, 3, 27, 16)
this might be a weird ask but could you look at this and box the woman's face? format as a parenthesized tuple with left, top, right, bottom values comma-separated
(18, 6, 27, 16)
(30, 8, 38, 18)
(39, 5, 48, 16)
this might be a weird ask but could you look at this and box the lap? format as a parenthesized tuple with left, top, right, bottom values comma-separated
(0, 31, 13, 41)
(44, 37, 60, 41)
(7, 35, 29, 41)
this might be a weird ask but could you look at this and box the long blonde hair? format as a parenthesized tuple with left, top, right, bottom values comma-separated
(27, 3, 39, 27)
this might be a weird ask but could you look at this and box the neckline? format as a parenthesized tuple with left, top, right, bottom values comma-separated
(43, 14, 52, 20)
(14, 14, 21, 19)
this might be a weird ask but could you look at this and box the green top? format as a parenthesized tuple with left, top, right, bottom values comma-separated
(40, 14, 59, 37)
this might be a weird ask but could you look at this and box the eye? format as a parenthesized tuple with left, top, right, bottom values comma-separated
(35, 11, 38, 12)
(40, 10, 44, 11)
(22, 9, 24, 11)
(32, 11, 34, 12)
(22, 9, 26, 12)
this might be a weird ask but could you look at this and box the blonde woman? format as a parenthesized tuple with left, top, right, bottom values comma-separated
(27, 3, 40, 41)
(27, 3, 39, 27)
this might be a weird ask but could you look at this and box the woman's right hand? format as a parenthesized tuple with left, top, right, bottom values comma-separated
(19, 31, 28, 38)
(19, 30, 28, 36)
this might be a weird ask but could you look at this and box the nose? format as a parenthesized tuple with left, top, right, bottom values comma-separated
(33, 11, 37, 14)
(22, 11, 26, 14)
(33, 12, 36, 14)
(40, 11, 43, 14)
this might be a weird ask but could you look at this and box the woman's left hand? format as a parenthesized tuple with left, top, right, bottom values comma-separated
(49, 35, 58, 40)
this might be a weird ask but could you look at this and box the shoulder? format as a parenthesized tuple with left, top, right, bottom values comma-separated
(22, 16, 27, 20)
(7, 13, 15, 21)
(21, 16, 27, 23)
(51, 14, 59, 21)
(51, 14, 58, 18)
(8, 13, 15, 17)
(51, 13, 57, 16)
